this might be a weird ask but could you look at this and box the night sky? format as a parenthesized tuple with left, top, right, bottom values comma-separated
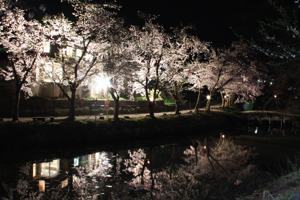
(118, 0, 271, 46)
(21, 0, 275, 47)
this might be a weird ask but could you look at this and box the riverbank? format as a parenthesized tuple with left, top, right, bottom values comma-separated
(239, 169, 300, 200)
(0, 111, 245, 152)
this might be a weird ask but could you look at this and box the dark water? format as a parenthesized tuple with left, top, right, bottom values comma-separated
(0, 128, 299, 200)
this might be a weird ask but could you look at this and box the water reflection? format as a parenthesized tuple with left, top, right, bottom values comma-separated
(0, 136, 298, 200)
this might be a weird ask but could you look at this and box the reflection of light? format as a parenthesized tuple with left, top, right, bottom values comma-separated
(32, 163, 36, 178)
(40, 159, 60, 178)
(74, 157, 79, 167)
(38, 180, 46, 192)
(85, 152, 112, 177)
(61, 179, 68, 188)
(90, 75, 111, 98)
(254, 127, 258, 134)
(206, 95, 211, 100)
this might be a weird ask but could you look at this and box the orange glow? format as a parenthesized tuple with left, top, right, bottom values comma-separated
(38, 180, 46, 192)
(61, 179, 68, 188)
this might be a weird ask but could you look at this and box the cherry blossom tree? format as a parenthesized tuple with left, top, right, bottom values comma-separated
(160, 28, 210, 114)
(102, 24, 138, 121)
(42, 1, 119, 120)
(129, 18, 169, 118)
(221, 63, 263, 107)
(160, 28, 190, 115)
(186, 40, 216, 113)
(0, 4, 43, 121)
(217, 43, 263, 108)
(188, 41, 262, 112)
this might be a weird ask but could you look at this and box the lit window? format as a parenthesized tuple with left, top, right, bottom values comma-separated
(43, 42, 51, 53)
(76, 49, 83, 57)
(35, 66, 40, 82)
(43, 62, 53, 83)
(40, 159, 60, 178)
(85, 53, 93, 62)
(53, 62, 63, 83)
(66, 46, 73, 57)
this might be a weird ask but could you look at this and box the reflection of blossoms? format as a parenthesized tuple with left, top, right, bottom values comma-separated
(87, 152, 112, 177)
(73, 152, 113, 200)
(154, 139, 256, 200)
(16, 164, 44, 200)
(124, 149, 152, 189)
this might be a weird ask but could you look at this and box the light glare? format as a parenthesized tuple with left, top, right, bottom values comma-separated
(90, 75, 111, 98)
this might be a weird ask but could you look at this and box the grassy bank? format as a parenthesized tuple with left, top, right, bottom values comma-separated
(0, 112, 245, 152)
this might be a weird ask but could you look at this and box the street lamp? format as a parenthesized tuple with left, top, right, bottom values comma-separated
(90, 74, 111, 119)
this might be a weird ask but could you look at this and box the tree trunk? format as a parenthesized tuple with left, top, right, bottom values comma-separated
(205, 91, 212, 112)
(113, 98, 119, 121)
(220, 92, 225, 108)
(148, 101, 155, 119)
(194, 88, 201, 113)
(68, 88, 76, 121)
(225, 95, 232, 107)
(13, 86, 21, 121)
(175, 99, 181, 115)
(110, 90, 120, 121)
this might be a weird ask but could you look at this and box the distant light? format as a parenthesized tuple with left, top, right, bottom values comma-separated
(274, 94, 277, 99)
(269, 81, 273, 86)
(106, 185, 112, 188)
(206, 95, 211, 100)
(73, 157, 79, 167)
(203, 145, 207, 150)
(221, 134, 225, 139)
